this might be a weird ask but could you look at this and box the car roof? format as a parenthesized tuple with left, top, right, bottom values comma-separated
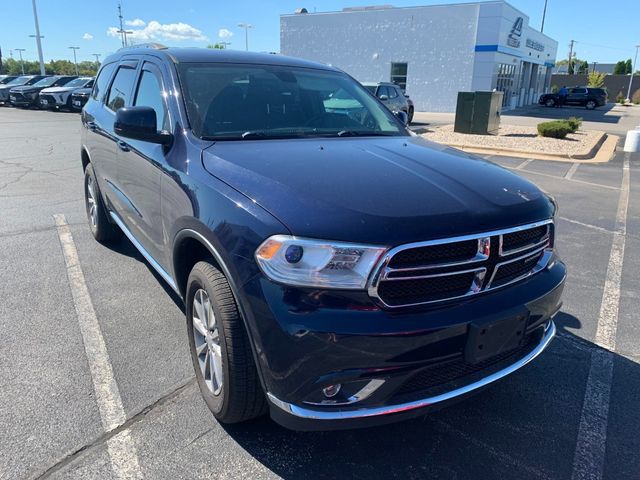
(103, 45, 338, 72)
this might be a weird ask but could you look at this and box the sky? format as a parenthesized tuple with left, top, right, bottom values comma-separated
(1, 0, 638, 66)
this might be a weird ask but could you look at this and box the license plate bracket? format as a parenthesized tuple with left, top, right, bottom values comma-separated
(464, 313, 527, 364)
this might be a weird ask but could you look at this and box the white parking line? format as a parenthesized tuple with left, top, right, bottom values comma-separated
(570, 154, 630, 480)
(54, 214, 143, 479)
(515, 158, 534, 170)
(565, 162, 580, 180)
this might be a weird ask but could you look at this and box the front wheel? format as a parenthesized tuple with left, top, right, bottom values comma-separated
(186, 261, 267, 424)
(545, 98, 555, 107)
(585, 100, 596, 110)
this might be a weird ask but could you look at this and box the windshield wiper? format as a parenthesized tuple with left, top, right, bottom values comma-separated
(335, 130, 397, 137)
(241, 131, 267, 139)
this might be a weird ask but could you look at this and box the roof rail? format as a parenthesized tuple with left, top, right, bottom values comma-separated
(117, 42, 167, 51)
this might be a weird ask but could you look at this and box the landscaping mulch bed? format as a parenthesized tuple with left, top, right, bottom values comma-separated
(421, 125, 606, 158)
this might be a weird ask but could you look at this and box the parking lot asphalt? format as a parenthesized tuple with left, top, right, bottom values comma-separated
(1, 107, 639, 480)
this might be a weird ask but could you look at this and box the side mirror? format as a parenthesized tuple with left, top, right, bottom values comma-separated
(114, 106, 171, 145)
(395, 110, 409, 125)
(378, 94, 389, 101)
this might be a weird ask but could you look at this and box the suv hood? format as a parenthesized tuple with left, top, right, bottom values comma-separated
(10, 85, 43, 93)
(40, 86, 76, 94)
(202, 136, 554, 245)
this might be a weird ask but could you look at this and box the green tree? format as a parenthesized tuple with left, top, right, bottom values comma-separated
(578, 60, 589, 74)
(587, 71, 606, 88)
(625, 58, 632, 74)
(613, 61, 626, 74)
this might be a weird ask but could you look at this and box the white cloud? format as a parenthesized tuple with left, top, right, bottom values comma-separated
(82, 33, 93, 40)
(107, 20, 208, 43)
(218, 28, 233, 39)
(125, 18, 146, 27)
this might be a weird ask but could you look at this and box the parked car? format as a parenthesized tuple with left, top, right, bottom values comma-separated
(82, 46, 565, 431)
(0, 75, 20, 85)
(10, 75, 77, 108)
(362, 82, 413, 123)
(539, 87, 607, 110)
(70, 87, 93, 111)
(39, 76, 94, 110)
(0, 75, 47, 105)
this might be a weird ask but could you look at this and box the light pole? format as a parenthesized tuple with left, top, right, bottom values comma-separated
(238, 23, 254, 51)
(117, 30, 134, 47)
(625, 44, 640, 103)
(69, 46, 80, 76)
(541, 0, 548, 33)
(30, 0, 46, 75)
(15, 48, 26, 74)
(92, 53, 101, 69)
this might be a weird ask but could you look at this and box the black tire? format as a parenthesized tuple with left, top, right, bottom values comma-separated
(84, 163, 120, 243)
(545, 98, 555, 107)
(585, 100, 596, 110)
(186, 261, 267, 424)
(408, 106, 414, 124)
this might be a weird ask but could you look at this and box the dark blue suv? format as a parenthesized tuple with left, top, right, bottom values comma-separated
(81, 45, 565, 430)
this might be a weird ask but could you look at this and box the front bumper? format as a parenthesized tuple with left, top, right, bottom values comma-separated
(39, 94, 65, 108)
(238, 258, 566, 430)
(9, 93, 38, 107)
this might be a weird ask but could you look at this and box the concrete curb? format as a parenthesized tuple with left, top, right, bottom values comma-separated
(431, 132, 619, 164)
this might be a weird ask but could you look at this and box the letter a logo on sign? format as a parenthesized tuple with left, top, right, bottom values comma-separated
(507, 16, 523, 48)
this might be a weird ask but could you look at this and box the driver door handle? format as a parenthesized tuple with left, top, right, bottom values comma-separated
(117, 140, 130, 152)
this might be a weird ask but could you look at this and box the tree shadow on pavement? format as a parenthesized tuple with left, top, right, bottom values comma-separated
(502, 104, 621, 124)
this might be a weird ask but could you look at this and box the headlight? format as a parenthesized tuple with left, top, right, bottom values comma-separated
(255, 235, 386, 289)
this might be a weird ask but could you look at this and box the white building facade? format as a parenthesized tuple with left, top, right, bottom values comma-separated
(280, 1, 558, 112)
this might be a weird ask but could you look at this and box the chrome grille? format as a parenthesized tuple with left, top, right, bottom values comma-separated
(368, 220, 554, 308)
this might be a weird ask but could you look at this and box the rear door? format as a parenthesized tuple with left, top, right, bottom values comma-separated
(567, 88, 587, 105)
(115, 59, 170, 262)
(90, 59, 139, 215)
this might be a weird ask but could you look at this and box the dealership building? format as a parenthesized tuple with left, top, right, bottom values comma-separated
(280, 1, 558, 112)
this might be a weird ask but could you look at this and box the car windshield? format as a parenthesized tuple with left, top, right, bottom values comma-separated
(5, 76, 31, 86)
(178, 63, 406, 140)
(34, 77, 60, 87)
(363, 85, 377, 94)
(65, 78, 91, 88)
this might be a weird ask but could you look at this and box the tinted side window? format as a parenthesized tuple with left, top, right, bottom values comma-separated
(388, 86, 398, 99)
(92, 63, 116, 101)
(571, 88, 587, 94)
(106, 66, 137, 111)
(378, 86, 389, 98)
(134, 69, 168, 131)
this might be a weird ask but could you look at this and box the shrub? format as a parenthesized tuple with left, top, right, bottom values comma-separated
(632, 89, 640, 105)
(537, 120, 573, 139)
(616, 91, 626, 104)
(551, 84, 559, 93)
(587, 71, 606, 88)
(566, 116, 582, 132)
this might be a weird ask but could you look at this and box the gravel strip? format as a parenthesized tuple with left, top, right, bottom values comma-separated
(422, 124, 606, 157)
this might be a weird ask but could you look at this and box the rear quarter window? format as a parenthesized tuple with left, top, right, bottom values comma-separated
(92, 63, 116, 101)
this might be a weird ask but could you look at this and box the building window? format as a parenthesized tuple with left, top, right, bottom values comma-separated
(390, 62, 408, 91)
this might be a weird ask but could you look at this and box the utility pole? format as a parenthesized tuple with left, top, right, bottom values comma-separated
(117, 29, 133, 47)
(567, 40, 575, 75)
(31, 0, 45, 75)
(592, 62, 597, 74)
(626, 44, 640, 102)
(541, 0, 548, 33)
(69, 46, 80, 76)
(15, 48, 26, 74)
(118, 4, 125, 47)
(92, 53, 101, 67)
(238, 23, 254, 51)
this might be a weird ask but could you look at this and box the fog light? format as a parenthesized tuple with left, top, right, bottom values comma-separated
(322, 384, 341, 398)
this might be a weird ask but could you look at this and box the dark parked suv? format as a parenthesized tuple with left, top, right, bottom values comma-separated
(539, 87, 607, 109)
(81, 45, 565, 430)
(10, 75, 77, 108)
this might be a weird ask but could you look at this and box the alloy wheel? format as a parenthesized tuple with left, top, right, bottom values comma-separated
(86, 175, 98, 228)
(192, 288, 224, 395)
